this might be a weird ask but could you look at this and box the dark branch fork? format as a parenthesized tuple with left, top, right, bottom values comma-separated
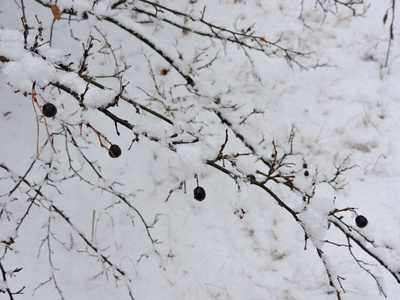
(0, 261, 24, 300)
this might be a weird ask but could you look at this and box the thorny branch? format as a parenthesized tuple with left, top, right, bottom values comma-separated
(205, 160, 342, 298)
(62, 126, 162, 253)
(132, 1, 308, 57)
(1, 1, 398, 299)
(330, 215, 400, 284)
(299, 0, 368, 27)
(1, 42, 391, 300)
(3, 47, 363, 296)
(345, 235, 387, 297)
(1, 162, 137, 299)
(103, 16, 195, 86)
(314, 0, 367, 16)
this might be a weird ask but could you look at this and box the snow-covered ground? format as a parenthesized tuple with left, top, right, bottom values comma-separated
(1, 1, 400, 299)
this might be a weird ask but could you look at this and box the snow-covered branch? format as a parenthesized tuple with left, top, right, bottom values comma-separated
(1, 1, 400, 299)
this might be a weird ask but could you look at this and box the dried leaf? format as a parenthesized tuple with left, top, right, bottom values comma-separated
(160, 68, 170, 76)
(51, 5, 61, 20)
(383, 10, 388, 24)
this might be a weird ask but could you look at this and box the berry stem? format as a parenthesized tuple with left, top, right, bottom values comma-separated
(31, 82, 57, 155)
(37, 104, 57, 154)
(31, 82, 40, 157)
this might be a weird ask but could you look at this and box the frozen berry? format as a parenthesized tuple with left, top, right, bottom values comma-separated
(355, 215, 368, 228)
(194, 186, 206, 201)
(109, 144, 122, 158)
(304, 170, 309, 176)
(43, 103, 57, 118)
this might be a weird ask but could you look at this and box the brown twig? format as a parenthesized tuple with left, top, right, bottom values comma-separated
(31, 82, 56, 155)
(85, 122, 114, 156)
(31, 82, 40, 156)
(36, 104, 57, 154)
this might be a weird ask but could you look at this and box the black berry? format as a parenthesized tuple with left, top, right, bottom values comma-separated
(109, 144, 122, 158)
(194, 186, 206, 201)
(355, 215, 368, 228)
(43, 103, 57, 118)
(304, 170, 309, 176)
(303, 163, 308, 169)
(247, 175, 256, 182)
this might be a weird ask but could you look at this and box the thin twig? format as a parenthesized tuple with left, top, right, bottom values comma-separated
(384, 0, 396, 67)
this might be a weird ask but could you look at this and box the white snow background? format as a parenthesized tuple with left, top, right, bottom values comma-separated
(1, 0, 400, 299)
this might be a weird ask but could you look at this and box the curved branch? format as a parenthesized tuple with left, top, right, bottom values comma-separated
(131, 5, 307, 56)
(102, 16, 195, 86)
(205, 160, 342, 298)
(330, 215, 400, 284)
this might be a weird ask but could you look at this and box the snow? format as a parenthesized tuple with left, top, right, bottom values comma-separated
(176, 144, 205, 178)
(1, 0, 400, 300)
(0, 29, 25, 60)
(2, 54, 55, 91)
(0, 280, 8, 292)
(298, 198, 334, 249)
